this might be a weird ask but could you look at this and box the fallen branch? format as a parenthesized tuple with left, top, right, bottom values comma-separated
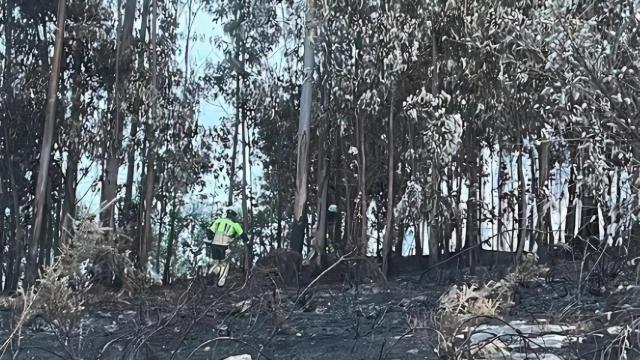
(294, 251, 354, 306)
(184, 336, 273, 360)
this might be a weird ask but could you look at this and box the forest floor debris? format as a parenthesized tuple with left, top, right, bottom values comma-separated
(0, 259, 638, 359)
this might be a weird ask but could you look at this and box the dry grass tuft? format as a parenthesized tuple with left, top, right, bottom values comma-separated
(0, 214, 145, 358)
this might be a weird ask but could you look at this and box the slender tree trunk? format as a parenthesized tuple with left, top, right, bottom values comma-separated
(313, 120, 329, 265)
(37, 178, 52, 268)
(124, 0, 151, 214)
(382, 85, 395, 275)
(139, 0, 157, 272)
(162, 197, 177, 285)
(455, 159, 464, 252)
(395, 222, 405, 255)
(529, 146, 538, 253)
(28, 0, 67, 287)
(466, 155, 479, 273)
(3, 129, 22, 293)
(515, 148, 528, 263)
(291, 1, 315, 253)
(276, 186, 283, 249)
(428, 30, 441, 264)
(429, 162, 440, 264)
(536, 140, 552, 252)
(0, 210, 4, 285)
(60, 86, 80, 249)
(415, 220, 423, 256)
(357, 114, 368, 255)
(496, 148, 504, 251)
(241, 107, 252, 272)
(155, 175, 166, 272)
(101, 0, 138, 227)
(49, 197, 61, 266)
(228, 76, 241, 207)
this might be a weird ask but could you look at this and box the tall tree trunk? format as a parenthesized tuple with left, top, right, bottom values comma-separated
(3, 129, 22, 293)
(429, 162, 440, 264)
(515, 148, 528, 263)
(155, 175, 166, 272)
(415, 219, 423, 256)
(496, 148, 504, 251)
(454, 159, 464, 252)
(382, 85, 396, 275)
(48, 197, 61, 266)
(536, 140, 552, 252)
(357, 115, 368, 255)
(124, 0, 151, 214)
(227, 76, 241, 207)
(60, 80, 81, 249)
(291, 1, 314, 254)
(313, 120, 329, 266)
(465, 155, 479, 273)
(101, 0, 138, 227)
(139, 0, 157, 272)
(241, 107, 251, 272)
(162, 197, 177, 285)
(0, 209, 4, 285)
(276, 185, 283, 248)
(428, 29, 441, 264)
(28, 0, 66, 287)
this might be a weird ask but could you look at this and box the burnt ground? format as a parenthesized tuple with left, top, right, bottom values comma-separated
(0, 260, 634, 360)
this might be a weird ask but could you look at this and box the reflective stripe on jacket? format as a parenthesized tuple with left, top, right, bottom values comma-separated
(208, 217, 244, 246)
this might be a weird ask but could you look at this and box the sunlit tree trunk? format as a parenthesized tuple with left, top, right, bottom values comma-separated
(291, 0, 315, 254)
(163, 196, 177, 285)
(28, 0, 67, 287)
(382, 84, 396, 276)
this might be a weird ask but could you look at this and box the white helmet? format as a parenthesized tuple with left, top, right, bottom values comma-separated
(226, 205, 243, 220)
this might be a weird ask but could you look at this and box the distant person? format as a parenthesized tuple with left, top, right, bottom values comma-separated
(204, 206, 248, 287)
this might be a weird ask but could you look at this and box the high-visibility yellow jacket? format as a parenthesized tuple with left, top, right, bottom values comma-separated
(208, 217, 244, 246)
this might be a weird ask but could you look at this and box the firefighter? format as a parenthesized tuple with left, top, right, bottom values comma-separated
(204, 206, 248, 287)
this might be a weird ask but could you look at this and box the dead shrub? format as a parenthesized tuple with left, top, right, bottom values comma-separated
(432, 274, 517, 358)
(506, 253, 548, 285)
(1, 216, 145, 358)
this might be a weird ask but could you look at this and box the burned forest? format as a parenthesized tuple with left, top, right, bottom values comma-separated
(1, 0, 640, 359)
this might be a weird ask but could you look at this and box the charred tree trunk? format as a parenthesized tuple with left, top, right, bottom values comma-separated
(155, 176, 166, 273)
(465, 156, 479, 274)
(565, 160, 578, 244)
(124, 0, 151, 215)
(28, 0, 67, 287)
(228, 77, 241, 207)
(357, 114, 368, 255)
(162, 197, 177, 285)
(382, 85, 395, 275)
(429, 162, 440, 265)
(536, 141, 552, 253)
(60, 59, 82, 250)
(313, 120, 329, 266)
(515, 148, 528, 263)
(101, 0, 138, 228)
(139, 0, 157, 272)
